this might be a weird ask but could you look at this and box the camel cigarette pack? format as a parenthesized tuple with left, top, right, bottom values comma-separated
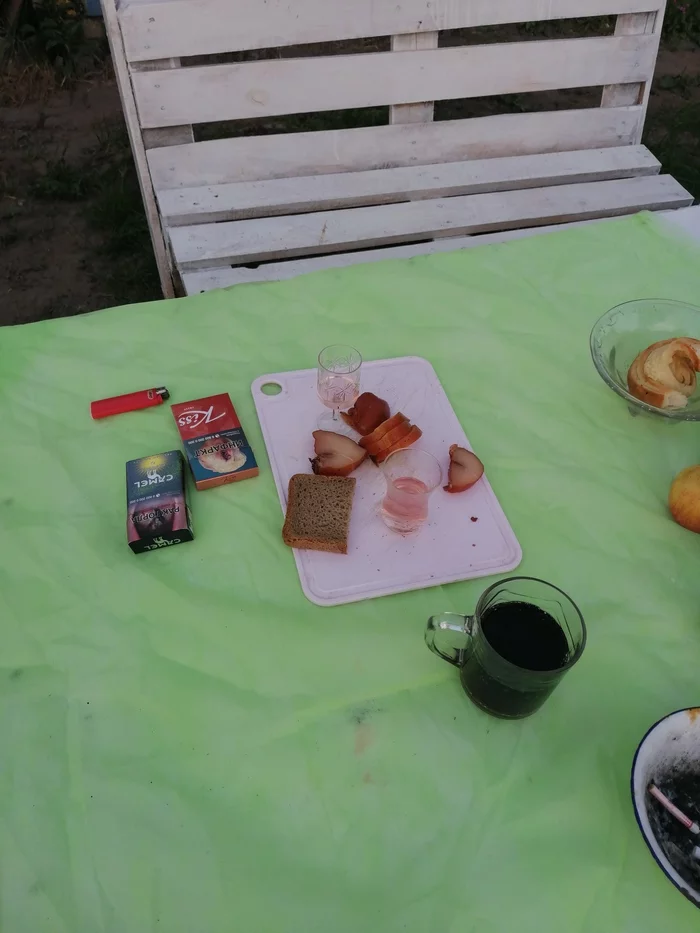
(171, 393, 259, 490)
(126, 450, 194, 554)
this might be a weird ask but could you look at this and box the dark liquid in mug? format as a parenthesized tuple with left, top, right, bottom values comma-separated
(460, 601, 570, 718)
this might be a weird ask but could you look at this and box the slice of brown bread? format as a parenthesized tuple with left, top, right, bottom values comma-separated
(282, 474, 356, 554)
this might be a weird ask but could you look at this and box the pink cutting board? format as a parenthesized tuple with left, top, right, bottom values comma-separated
(251, 357, 522, 606)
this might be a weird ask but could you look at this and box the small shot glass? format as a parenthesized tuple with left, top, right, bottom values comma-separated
(380, 448, 442, 535)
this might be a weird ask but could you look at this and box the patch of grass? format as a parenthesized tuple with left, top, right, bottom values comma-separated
(0, 57, 62, 105)
(664, 0, 700, 42)
(0, 0, 108, 102)
(30, 152, 93, 200)
(7, 0, 106, 75)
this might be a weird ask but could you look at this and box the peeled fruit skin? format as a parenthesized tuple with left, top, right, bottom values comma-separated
(341, 393, 391, 436)
(310, 430, 367, 477)
(444, 444, 485, 493)
(669, 465, 700, 533)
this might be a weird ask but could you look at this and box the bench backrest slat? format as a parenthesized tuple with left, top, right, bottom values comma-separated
(119, 0, 662, 61)
(130, 34, 659, 129)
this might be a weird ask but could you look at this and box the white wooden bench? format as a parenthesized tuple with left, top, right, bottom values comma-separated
(103, 0, 693, 298)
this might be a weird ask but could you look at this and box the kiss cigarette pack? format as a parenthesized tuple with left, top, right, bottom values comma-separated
(171, 393, 259, 490)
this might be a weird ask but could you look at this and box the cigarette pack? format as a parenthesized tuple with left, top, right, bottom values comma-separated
(171, 393, 259, 490)
(126, 450, 194, 553)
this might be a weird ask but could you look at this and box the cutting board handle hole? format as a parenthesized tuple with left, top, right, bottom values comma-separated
(260, 382, 283, 397)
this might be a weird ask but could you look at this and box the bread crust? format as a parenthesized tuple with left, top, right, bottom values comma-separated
(282, 474, 355, 554)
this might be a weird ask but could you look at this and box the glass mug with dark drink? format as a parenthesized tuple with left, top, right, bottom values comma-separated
(425, 577, 586, 719)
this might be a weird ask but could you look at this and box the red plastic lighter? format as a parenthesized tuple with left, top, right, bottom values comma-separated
(91, 387, 170, 420)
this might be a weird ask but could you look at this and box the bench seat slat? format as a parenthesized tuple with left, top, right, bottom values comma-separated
(158, 146, 660, 226)
(169, 175, 693, 270)
(148, 107, 647, 191)
(180, 222, 611, 293)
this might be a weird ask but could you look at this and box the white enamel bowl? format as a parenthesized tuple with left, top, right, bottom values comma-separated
(631, 707, 700, 908)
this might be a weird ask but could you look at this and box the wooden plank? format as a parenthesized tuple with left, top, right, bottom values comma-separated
(169, 175, 693, 270)
(390, 33, 438, 125)
(133, 58, 195, 148)
(148, 106, 645, 189)
(602, 10, 660, 114)
(181, 206, 700, 294)
(132, 35, 660, 128)
(100, 0, 176, 297)
(158, 146, 661, 226)
(181, 221, 609, 294)
(120, 0, 664, 62)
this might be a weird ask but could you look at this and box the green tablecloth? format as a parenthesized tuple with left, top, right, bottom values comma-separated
(2, 213, 700, 932)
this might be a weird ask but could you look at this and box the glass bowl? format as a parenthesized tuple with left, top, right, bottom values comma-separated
(590, 299, 700, 422)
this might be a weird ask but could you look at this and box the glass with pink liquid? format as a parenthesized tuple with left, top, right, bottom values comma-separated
(380, 449, 443, 535)
(316, 344, 362, 432)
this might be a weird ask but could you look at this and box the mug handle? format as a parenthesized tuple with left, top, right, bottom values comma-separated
(425, 613, 474, 667)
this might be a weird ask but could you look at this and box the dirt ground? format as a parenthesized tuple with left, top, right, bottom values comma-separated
(1, 78, 133, 322)
(1, 42, 699, 327)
